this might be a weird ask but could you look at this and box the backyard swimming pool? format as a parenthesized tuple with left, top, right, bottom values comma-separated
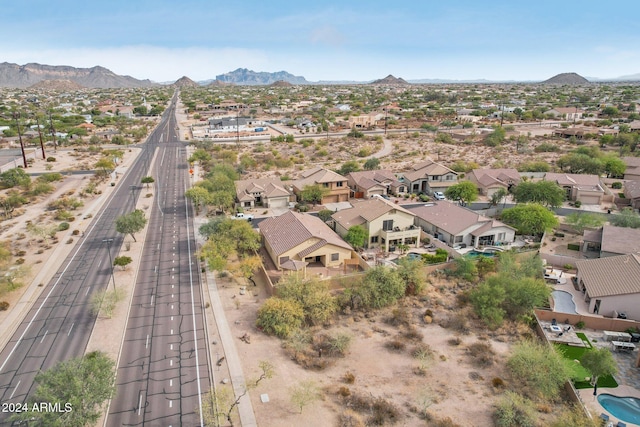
(464, 250, 496, 258)
(597, 394, 640, 425)
(552, 290, 577, 314)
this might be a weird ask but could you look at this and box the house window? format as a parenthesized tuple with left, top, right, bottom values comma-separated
(382, 220, 394, 231)
(279, 256, 289, 265)
(323, 183, 329, 188)
(336, 181, 343, 187)
(331, 253, 339, 261)
(498, 232, 505, 241)
(446, 175, 453, 181)
(430, 175, 438, 181)
(398, 186, 405, 193)
(454, 235, 463, 243)
(371, 236, 379, 243)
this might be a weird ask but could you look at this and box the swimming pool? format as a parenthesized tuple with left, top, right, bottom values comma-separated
(597, 394, 640, 425)
(464, 250, 496, 258)
(552, 290, 577, 314)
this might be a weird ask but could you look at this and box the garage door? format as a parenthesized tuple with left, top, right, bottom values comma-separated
(267, 197, 289, 208)
(578, 195, 601, 205)
(323, 195, 339, 204)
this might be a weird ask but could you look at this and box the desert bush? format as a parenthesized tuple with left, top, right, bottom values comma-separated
(15, 250, 26, 257)
(611, 181, 622, 189)
(385, 307, 412, 327)
(507, 340, 570, 399)
(66, 238, 73, 244)
(494, 391, 536, 427)
(467, 342, 495, 367)
(444, 313, 469, 334)
(343, 371, 356, 384)
(337, 409, 366, 427)
(338, 386, 351, 397)
(326, 332, 352, 357)
(448, 337, 462, 346)
(37, 172, 63, 182)
(46, 157, 56, 162)
(402, 325, 423, 342)
(255, 298, 304, 338)
(0, 301, 9, 311)
(492, 377, 505, 388)
(15, 258, 25, 265)
(71, 229, 79, 235)
(370, 397, 400, 425)
(58, 222, 70, 231)
(385, 339, 406, 352)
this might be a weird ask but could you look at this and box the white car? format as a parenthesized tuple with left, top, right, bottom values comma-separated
(433, 191, 446, 200)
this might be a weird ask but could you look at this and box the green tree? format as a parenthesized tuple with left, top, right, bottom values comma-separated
(507, 340, 570, 399)
(300, 184, 328, 206)
(610, 207, 640, 229)
(512, 180, 565, 208)
(256, 297, 304, 338)
(141, 176, 155, 188)
(10, 351, 116, 427)
(564, 212, 606, 233)
(188, 148, 212, 164)
(317, 209, 334, 223)
(113, 255, 132, 270)
(209, 190, 234, 213)
(276, 275, 336, 326)
(94, 157, 115, 180)
(344, 266, 406, 309)
(396, 257, 427, 295)
(344, 225, 368, 249)
(556, 153, 603, 175)
(444, 181, 478, 205)
(115, 209, 147, 242)
(0, 168, 31, 188)
(501, 203, 558, 235)
(0, 191, 27, 218)
(489, 187, 508, 208)
(580, 347, 618, 390)
(602, 155, 626, 178)
(363, 157, 380, 170)
(185, 186, 211, 214)
(289, 380, 320, 414)
(338, 160, 361, 175)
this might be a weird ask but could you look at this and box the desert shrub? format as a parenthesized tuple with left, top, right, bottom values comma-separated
(337, 409, 366, 427)
(15, 258, 25, 265)
(0, 301, 9, 311)
(327, 332, 352, 357)
(444, 313, 469, 334)
(46, 157, 56, 162)
(492, 377, 505, 388)
(575, 321, 585, 329)
(37, 172, 63, 182)
(370, 397, 400, 426)
(421, 248, 448, 264)
(549, 404, 600, 427)
(574, 200, 582, 208)
(386, 308, 412, 327)
(534, 143, 560, 153)
(507, 340, 570, 399)
(15, 250, 26, 257)
(71, 229, 79, 235)
(467, 342, 495, 367)
(494, 391, 536, 427)
(58, 222, 70, 231)
(338, 386, 351, 397)
(448, 337, 462, 346)
(611, 181, 622, 189)
(385, 339, 406, 352)
(554, 232, 565, 237)
(343, 371, 356, 384)
(256, 297, 304, 338)
(66, 238, 73, 244)
(28, 182, 54, 196)
(402, 325, 423, 342)
(55, 210, 75, 221)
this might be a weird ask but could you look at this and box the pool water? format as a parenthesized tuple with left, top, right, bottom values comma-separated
(597, 394, 640, 425)
(465, 250, 496, 258)
(552, 290, 577, 314)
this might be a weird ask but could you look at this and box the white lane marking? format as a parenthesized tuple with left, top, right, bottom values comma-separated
(170, 379, 173, 387)
(170, 329, 173, 335)
(9, 380, 20, 399)
(171, 316, 173, 321)
(170, 344, 173, 350)
(169, 400, 173, 408)
(171, 294, 174, 299)
(171, 304, 174, 310)
(98, 259, 102, 267)
(137, 392, 143, 416)
(170, 360, 173, 367)
(150, 295, 154, 306)
(40, 330, 48, 343)
(145, 334, 149, 349)
(67, 323, 74, 336)
(85, 287, 90, 296)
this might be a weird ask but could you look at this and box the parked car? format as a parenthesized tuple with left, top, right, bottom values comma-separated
(433, 191, 446, 200)
(231, 212, 254, 221)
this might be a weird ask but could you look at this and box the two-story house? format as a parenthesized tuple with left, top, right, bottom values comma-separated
(346, 170, 407, 198)
(291, 167, 350, 204)
(332, 198, 420, 252)
(399, 160, 458, 195)
(235, 178, 293, 210)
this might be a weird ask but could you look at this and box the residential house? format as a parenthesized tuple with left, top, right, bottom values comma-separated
(235, 178, 293, 210)
(624, 179, 640, 209)
(553, 126, 618, 139)
(346, 170, 407, 198)
(332, 198, 420, 252)
(544, 173, 605, 205)
(399, 160, 458, 195)
(348, 112, 385, 129)
(408, 201, 515, 248)
(259, 210, 353, 270)
(582, 225, 640, 257)
(291, 167, 350, 204)
(575, 254, 640, 320)
(623, 157, 640, 181)
(544, 107, 585, 121)
(467, 168, 521, 196)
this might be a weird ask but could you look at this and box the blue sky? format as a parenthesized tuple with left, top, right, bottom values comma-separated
(3, 0, 640, 82)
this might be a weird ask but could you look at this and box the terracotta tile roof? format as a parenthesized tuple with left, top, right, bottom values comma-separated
(470, 168, 520, 187)
(576, 254, 640, 298)
(544, 173, 603, 192)
(402, 160, 456, 183)
(293, 167, 347, 188)
(624, 180, 640, 199)
(331, 198, 414, 229)
(347, 170, 402, 190)
(258, 210, 352, 257)
(235, 178, 292, 202)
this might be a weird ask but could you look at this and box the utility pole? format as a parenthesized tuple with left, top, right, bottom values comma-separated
(13, 112, 28, 168)
(236, 108, 240, 150)
(102, 238, 116, 291)
(48, 110, 57, 152)
(35, 114, 46, 159)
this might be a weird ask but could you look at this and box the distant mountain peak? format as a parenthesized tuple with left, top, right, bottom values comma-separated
(173, 76, 199, 87)
(215, 68, 307, 85)
(541, 72, 590, 84)
(370, 75, 409, 85)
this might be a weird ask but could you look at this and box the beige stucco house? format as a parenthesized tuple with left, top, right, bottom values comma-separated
(346, 170, 407, 198)
(235, 178, 293, 209)
(544, 172, 605, 205)
(332, 198, 420, 252)
(467, 168, 520, 197)
(575, 254, 640, 320)
(399, 160, 458, 195)
(291, 167, 350, 204)
(259, 210, 353, 270)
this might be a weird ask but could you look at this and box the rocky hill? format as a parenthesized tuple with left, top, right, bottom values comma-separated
(28, 79, 85, 91)
(0, 62, 156, 89)
(215, 68, 308, 85)
(370, 75, 409, 85)
(172, 76, 199, 88)
(541, 72, 590, 85)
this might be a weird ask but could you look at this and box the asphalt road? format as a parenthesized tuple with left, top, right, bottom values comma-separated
(105, 98, 210, 426)
(0, 94, 207, 426)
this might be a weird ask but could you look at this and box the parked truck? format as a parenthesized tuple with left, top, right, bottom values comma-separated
(232, 212, 254, 221)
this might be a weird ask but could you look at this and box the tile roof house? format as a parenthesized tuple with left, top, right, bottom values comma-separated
(544, 172, 605, 205)
(332, 198, 420, 252)
(467, 168, 521, 196)
(544, 107, 585, 120)
(291, 167, 350, 204)
(408, 201, 515, 248)
(623, 156, 640, 181)
(582, 225, 640, 258)
(259, 210, 353, 270)
(235, 178, 293, 209)
(575, 254, 640, 320)
(623, 179, 640, 209)
(399, 160, 458, 195)
(346, 170, 407, 198)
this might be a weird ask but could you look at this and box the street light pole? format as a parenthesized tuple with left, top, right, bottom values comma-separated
(102, 238, 116, 291)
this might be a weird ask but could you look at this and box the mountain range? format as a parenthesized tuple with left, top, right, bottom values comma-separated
(0, 62, 638, 88)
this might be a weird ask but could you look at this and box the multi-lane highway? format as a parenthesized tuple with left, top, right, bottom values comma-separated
(106, 106, 210, 426)
(0, 92, 210, 426)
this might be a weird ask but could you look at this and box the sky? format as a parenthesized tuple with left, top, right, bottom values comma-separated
(2, 0, 640, 83)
